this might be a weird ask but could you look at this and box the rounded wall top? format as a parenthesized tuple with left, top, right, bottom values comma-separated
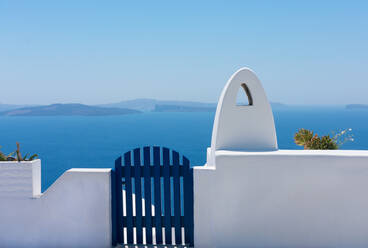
(207, 67, 278, 167)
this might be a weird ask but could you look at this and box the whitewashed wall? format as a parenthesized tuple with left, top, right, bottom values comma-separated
(0, 160, 41, 198)
(0, 160, 112, 248)
(194, 68, 368, 248)
(195, 150, 368, 248)
(3, 67, 368, 248)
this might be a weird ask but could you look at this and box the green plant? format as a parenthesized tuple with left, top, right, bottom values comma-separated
(0, 146, 14, 161)
(14, 142, 38, 161)
(294, 129, 314, 148)
(0, 143, 38, 161)
(0, 150, 7, 161)
(294, 128, 338, 150)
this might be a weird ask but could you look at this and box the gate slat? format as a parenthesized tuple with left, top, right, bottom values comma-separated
(133, 148, 143, 244)
(114, 157, 123, 244)
(153, 147, 163, 244)
(143, 147, 153, 244)
(172, 151, 182, 244)
(183, 156, 194, 246)
(124, 151, 134, 244)
(163, 147, 172, 245)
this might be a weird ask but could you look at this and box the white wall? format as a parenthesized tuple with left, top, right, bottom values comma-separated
(3, 67, 368, 248)
(0, 160, 41, 198)
(195, 67, 368, 248)
(195, 150, 368, 248)
(0, 162, 112, 248)
(208, 67, 277, 167)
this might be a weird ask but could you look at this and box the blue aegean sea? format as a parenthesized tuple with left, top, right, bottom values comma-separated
(1, 106, 368, 191)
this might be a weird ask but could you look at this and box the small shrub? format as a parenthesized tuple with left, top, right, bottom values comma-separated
(0, 143, 38, 162)
(14, 142, 38, 161)
(294, 129, 338, 150)
(294, 129, 314, 148)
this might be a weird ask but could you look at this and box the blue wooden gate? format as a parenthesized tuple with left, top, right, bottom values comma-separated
(112, 146, 194, 246)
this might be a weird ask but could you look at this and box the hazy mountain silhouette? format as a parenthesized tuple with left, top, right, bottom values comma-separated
(0, 103, 141, 116)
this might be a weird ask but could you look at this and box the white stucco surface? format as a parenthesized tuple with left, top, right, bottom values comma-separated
(195, 150, 368, 248)
(195, 68, 368, 248)
(0, 160, 41, 198)
(0, 163, 112, 248)
(3, 67, 368, 248)
(208, 67, 277, 167)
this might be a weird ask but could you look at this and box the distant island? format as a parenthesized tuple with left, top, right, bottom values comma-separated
(346, 104, 368, 110)
(98, 98, 217, 112)
(154, 104, 216, 112)
(0, 99, 287, 116)
(0, 103, 36, 112)
(99, 98, 286, 112)
(0, 104, 141, 116)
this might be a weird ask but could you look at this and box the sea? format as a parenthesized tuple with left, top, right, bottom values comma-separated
(0, 106, 368, 191)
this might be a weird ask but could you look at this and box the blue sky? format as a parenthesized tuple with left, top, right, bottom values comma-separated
(1, 1, 367, 105)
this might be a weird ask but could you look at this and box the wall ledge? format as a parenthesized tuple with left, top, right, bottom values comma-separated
(215, 149, 368, 157)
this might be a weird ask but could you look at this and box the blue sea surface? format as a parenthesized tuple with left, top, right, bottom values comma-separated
(0, 107, 368, 191)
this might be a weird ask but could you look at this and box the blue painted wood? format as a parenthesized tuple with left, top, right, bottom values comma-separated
(133, 148, 143, 244)
(183, 156, 194, 246)
(115, 157, 123, 244)
(114, 146, 193, 246)
(124, 151, 134, 244)
(172, 150, 182, 244)
(143, 147, 152, 244)
(163, 147, 172, 245)
(153, 147, 163, 244)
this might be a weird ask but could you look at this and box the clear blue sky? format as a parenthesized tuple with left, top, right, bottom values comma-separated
(1, 1, 367, 105)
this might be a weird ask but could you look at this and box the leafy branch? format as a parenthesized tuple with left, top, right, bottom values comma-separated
(0, 142, 38, 161)
(294, 128, 354, 150)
